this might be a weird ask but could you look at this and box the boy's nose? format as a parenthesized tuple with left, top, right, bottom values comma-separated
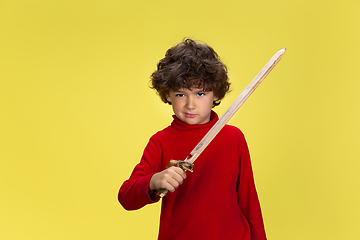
(186, 96, 196, 110)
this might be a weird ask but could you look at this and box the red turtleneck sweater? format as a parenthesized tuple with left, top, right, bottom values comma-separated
(118, 111, 267, 240)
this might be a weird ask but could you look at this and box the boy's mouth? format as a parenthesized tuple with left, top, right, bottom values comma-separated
(185, 113, 197, 118)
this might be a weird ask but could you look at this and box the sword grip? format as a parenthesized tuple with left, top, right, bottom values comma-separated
(157, 189, 169, 198)
(156, 160, 194, 198)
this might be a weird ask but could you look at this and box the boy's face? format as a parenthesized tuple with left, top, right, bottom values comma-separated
(166, 88, 218, 125)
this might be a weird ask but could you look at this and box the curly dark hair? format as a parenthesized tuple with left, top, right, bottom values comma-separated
(150, 38, 230, 107)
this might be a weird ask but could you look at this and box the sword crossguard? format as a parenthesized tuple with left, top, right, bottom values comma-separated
(157, 160, 194, 198)
(166, 160, 194, 172)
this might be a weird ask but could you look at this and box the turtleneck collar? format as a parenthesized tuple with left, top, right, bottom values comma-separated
(170, 110, 219, 132)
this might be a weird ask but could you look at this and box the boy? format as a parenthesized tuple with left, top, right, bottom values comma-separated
(118, 38, 267, 240)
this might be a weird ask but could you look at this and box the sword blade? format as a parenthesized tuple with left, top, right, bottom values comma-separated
(185, 48, 286, 164)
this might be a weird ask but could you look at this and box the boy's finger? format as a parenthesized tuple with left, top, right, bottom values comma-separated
(166, 178, 180, 191)
(172, 167, 187, 179)
(162, 182, 175, 192)
(168, 172, 184, 186)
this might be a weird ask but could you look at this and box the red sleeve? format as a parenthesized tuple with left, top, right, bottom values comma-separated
(238, 135, 267, 240)
(118, 137, 162, 210)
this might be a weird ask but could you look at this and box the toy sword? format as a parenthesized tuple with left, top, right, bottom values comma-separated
(157, 48, 286, 198)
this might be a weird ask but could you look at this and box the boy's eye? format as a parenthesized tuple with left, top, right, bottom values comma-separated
(176, 94, 185, 97)
(197, 92, 205, 97)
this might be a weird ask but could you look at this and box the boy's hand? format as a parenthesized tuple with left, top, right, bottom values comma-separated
(149, 167, 186, 193)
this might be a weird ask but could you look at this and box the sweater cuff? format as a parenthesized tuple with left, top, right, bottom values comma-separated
(145, 173, 160, 203)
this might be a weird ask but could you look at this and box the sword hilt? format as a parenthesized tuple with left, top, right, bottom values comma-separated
(157, 160, 194, 198)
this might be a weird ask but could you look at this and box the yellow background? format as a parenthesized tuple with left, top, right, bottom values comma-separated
(1, 0, 359, 239)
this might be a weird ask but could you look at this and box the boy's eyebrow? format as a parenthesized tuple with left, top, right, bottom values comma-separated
(172, 88, 209, 93)
(195, 88, 208, 92)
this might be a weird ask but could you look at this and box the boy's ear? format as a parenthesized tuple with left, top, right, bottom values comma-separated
(166, 93, 171, 103)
